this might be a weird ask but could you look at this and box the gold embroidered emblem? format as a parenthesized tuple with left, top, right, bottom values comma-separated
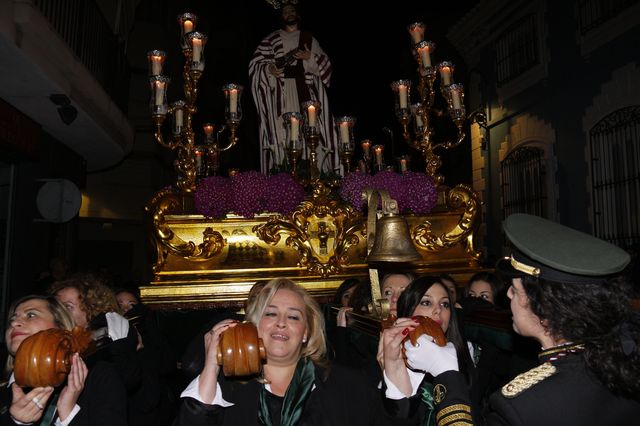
(433, 383, 447, 404)
(501, 362, 556, 398)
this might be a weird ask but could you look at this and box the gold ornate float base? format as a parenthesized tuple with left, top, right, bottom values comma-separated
(141, 184, 484, 310)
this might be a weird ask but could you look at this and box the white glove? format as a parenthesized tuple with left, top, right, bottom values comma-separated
(404, 334, 459, 377)
(106, 312, 130, 341)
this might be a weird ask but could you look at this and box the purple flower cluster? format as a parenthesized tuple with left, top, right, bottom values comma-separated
(194, 172, 306, 218)
(263, 173, 306, 215)
(340, 171, 438, 214)
(194, 176, 232, 219)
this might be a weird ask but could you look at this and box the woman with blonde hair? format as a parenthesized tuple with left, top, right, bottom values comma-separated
(175, 277, 391, 425)
(1, 294, 127, 425)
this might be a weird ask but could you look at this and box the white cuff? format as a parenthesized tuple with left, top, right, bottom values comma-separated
(56, 404, 80, 426)
(383, 368, 425, 399)
(180, 375, 234, 407)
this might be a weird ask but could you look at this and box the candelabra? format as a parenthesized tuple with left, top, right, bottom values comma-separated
(147, 13, 243, 192)
(336, 116, 356, 173)
(392, 22, 486, 185)
(283, 112, 304, 177)
(301, 101, 322, 180)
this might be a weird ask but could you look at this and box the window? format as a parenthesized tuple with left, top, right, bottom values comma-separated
(590, 106, 640, 248)
(577, 0, 637, 35)
(501, 146, 547, 218)
(495, 15, 539, 86)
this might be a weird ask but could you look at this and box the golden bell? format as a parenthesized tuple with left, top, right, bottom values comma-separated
(368, 213, 421, 263)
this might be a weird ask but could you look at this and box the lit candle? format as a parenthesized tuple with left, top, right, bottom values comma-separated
(155, 81, 165, 106)
(361, 140, 371, 156)
(418, 45, 431, 67)
(229, 168, 239, 177)
(307, 104, 317, 127)
(408, 23, 425, 44)
(183, 20, 194, 34)
(398, 85, 408, 109)
(400, 158, 408, 172)
(229, 89, 238, 113)
(151, 56, 163, 75)
(195, 150, 203, 171)
(339, 122, 350, 144)
(415, 113, 424, 128)
(192, 38, 202, 62)
(175, 108, 184, 127)
(374, 146, 384, 165)
(290, 116, 299, 141)
(440, 66, 452, 85)
(203, 123, 214, 138)
(451, 89, 462, 110)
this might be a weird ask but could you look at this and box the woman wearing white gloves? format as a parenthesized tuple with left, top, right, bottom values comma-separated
(381, 275, 477, 426)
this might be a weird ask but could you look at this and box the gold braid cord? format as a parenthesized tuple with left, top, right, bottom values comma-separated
(253, 182, 365, 277)
(146, 189, 226, 272)
(501, 362, 557, 398)
(413, 184, 481, 258)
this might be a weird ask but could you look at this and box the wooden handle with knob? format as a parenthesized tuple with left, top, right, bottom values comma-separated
(216, 322, 266, 377)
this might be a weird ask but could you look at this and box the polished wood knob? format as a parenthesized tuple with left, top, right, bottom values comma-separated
(216, 322, 266, 377)
(405, 315, 447, 347)
(14, 327, 93, 388)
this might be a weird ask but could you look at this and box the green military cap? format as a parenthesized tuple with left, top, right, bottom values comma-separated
(497, 214, 630, 284)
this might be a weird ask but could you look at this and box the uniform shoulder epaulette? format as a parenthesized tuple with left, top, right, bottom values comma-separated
(501, 362, 557, 398)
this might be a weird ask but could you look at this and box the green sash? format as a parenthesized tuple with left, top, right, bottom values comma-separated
(258, 357, 315, 426)
(419, 381, 436, 426)
(39, 391, 59, 426)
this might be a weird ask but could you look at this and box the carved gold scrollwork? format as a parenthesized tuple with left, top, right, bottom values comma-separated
(413, 184, 481, 258)
(145, 189, 226, 272)
(253, 181, 365, 277)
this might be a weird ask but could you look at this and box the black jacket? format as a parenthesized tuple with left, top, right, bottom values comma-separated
(174, 362, 393, 426)
(0, 360, 127, 426)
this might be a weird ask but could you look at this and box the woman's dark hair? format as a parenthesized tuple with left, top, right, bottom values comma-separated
(464, 272, 504, 302)
(522, 274, 640, 400)
(349, 279, 372, 313)
(334, 278, 360, 305)
(397, 276, 476, 386)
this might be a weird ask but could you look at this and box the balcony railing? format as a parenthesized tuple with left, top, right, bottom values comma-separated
(34, 0, 129, 113)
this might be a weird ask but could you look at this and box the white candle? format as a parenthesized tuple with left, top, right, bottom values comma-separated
(415, 113, 424, 128)
(229, 89, 238, 113)
(203, 124, 214, 138)
(155, 82, 165, 106)
(452, 90, 462, 110)
(400, 158, 408, 172)
(151, 56, 162, 76)
(183, 20, 193, 34)
(192, 38, 202, 62)
(398, 85, 408, 109)
(290, 117, 299, 141)
(361, 141, 371, 156)
(418, 46, 431, 67)
(440, 66, 452, 85)
(340, 122, 350, 144)
(195, 151, 203, 171)
(175, 108, 183, 127)
(374, 147, 383, 165)
(307, 105, 317, 127)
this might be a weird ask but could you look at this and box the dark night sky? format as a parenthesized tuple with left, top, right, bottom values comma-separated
(147, 0, 479, 182)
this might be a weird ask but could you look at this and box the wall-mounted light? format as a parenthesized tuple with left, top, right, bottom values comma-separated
(49, 94, 78, 125)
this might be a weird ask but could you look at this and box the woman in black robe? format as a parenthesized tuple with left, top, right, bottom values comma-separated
(174, 277, 392, 426)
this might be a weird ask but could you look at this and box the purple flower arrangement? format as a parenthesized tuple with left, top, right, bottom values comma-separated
(195, 172, 305, 218)
(195, 170, 438, 219)
(340, 171, 438, 214)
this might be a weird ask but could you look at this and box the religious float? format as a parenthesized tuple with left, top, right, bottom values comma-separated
(140, 15, 488, 320)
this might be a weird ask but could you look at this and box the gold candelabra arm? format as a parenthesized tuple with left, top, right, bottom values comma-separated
(153, 117, 171, 149)
(306, 132, 320, 181)
(220, 121, 239, 152)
